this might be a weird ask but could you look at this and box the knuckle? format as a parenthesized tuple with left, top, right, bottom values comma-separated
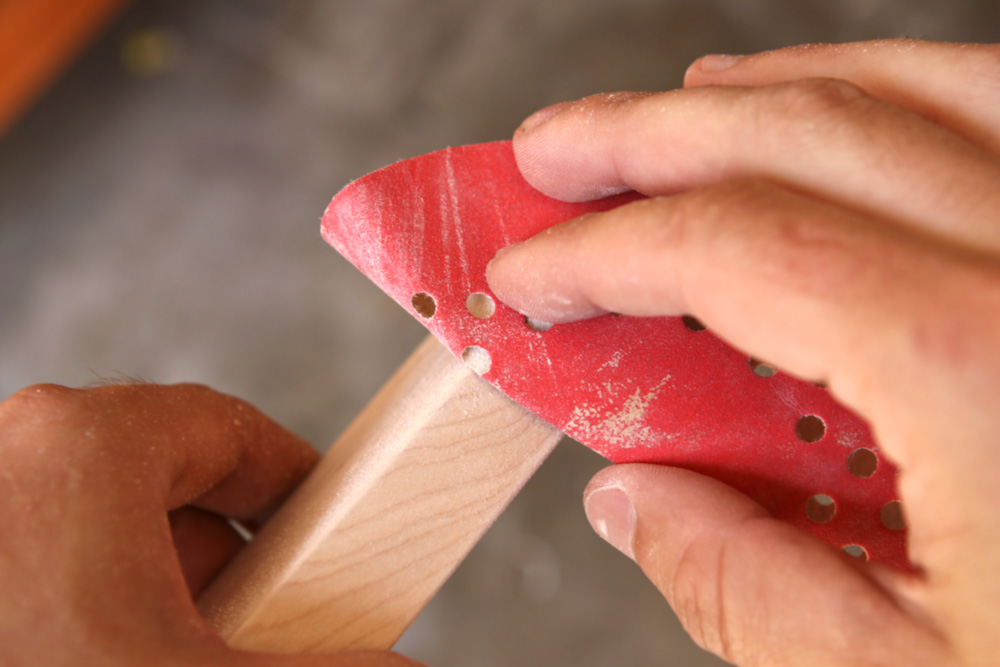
(169, 381, 217, 400)
(0, 383, 82, 423)
(775, 77, 869, 119)
(967, 43, 1000, 100)
(753, 78, 872, 147)
(171, 382, 241, 415)
(653, 179, 819, 311)
(699, 179, 872, 292)
(0, 384, 85, 454)
(166, 382, 257, 432)
(970, 43, 1000, 77)
(666, 178, 775, 233)
(682, 178, 803, 251)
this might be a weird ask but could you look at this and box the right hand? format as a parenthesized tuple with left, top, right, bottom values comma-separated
(488, 39, 1000, 666)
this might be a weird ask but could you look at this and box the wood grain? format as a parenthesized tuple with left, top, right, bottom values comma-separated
(198, 335, 562, 653)
(0, 0, 128, 136)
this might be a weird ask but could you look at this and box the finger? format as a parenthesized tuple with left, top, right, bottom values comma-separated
(513, 83, 1000, 250)
(170, 507, 247, 597)
(0, 383, 319, 630)
(583, 464, 950, 666)
(0, 387, 422, 667)
(23, 383, 319, 521)
(684, 39, 1000, 154)
(150, 383, 318, 520)
(487, 181, 1000, 459)
(488, 181, 1000, 632)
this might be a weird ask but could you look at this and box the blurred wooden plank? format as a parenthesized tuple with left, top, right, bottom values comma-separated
(0, 0, 128, 136)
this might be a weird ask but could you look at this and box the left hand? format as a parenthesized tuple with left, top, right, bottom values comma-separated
(0, 382, 419, 666)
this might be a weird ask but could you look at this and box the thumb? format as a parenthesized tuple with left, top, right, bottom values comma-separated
(583, 464, 947, 667)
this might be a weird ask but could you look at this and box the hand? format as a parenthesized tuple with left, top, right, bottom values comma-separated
(487, 39, 1000, 666)
(0, 382, 419, 667)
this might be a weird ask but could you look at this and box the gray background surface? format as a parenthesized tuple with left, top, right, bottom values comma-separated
(2, 1, 998, 665)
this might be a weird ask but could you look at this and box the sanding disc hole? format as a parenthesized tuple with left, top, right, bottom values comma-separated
(796, 415, 826, 443)
(847, 448, 878, 478)
(462, 346, 492, 375)
(411, 292, 436, 319)
(749, 358, 777, 378)
(466, 292, 496, 319)
(806, 494, 836, 523)
(525, 316, 553, 332)
(881, 500, 906, 531)
(842, 544, 868, 560)
(681, 315, 706, 332)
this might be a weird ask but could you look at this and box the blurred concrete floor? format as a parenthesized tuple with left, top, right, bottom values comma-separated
(2, 1, 998, 665)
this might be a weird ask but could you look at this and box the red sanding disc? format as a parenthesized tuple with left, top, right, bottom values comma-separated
(322, 141, 907, 570)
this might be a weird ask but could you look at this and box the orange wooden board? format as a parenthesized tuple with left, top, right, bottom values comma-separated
(0, 0, 128, 136)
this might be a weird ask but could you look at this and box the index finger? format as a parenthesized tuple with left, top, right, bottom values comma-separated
(0, 382, 321, 637)
(0, 382, 318, 522)
(486, 180, 1000, 584)
(487, 180, 1000, 462)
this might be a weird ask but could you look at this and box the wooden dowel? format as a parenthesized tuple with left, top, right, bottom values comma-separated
(198, 335, 562, 653)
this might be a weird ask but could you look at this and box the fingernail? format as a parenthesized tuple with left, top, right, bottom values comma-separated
(697, 54, 744, 72)
(487, 243, 607, 324)
(487, 242, 522, 264)
(519, 101, 570, 132)
(584, 483, 637, 559)
(484, 244, 524, 304)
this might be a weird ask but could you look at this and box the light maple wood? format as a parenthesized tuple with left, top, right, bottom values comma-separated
(198, 335, 562, 653)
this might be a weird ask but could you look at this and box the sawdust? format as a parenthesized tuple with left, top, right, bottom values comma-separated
(600, 351, 623, 370)
(566, 377, 670, 449)
(442, 150, 471, 294)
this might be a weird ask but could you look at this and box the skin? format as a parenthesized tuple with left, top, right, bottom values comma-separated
(486, 39, 1000, 666)
(0, 382, 420, 666)
(4, 37, 999, 667)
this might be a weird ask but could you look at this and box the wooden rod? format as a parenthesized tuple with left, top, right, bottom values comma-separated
(198, 335, 562, 653)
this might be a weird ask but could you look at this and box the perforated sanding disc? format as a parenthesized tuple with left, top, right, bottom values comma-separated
(322, 141, 907, 569)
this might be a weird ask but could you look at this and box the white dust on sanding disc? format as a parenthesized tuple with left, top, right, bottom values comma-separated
(566, 376, 671, 449)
